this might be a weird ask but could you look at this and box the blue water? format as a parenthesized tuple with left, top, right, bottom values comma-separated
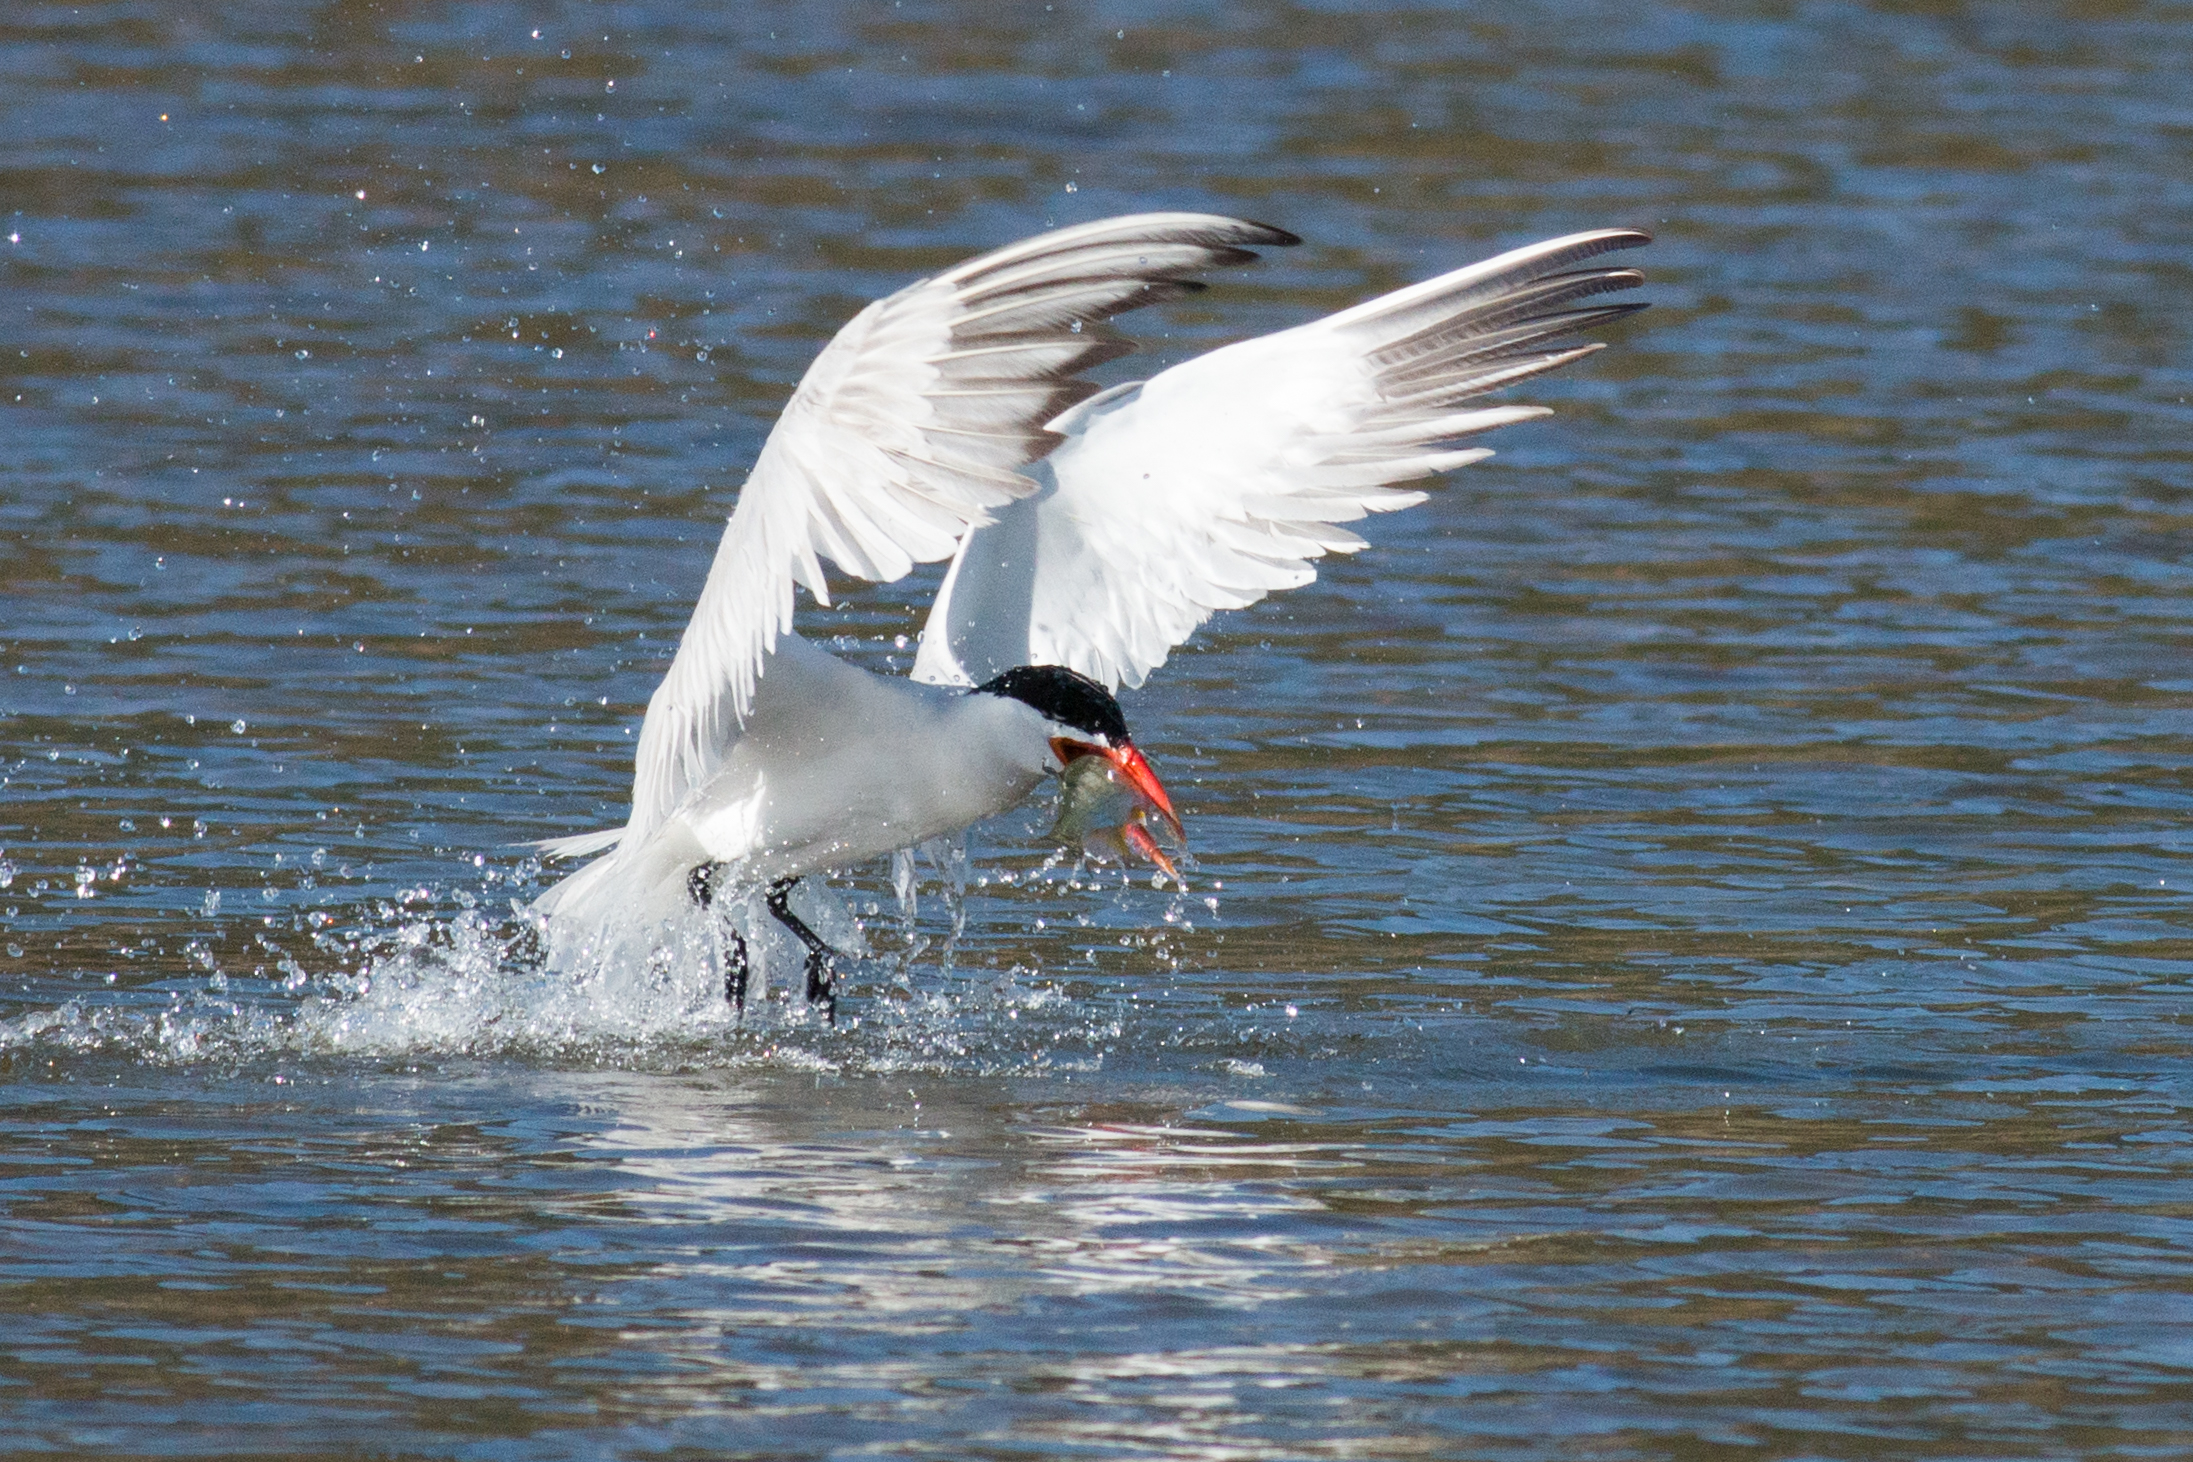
(4, 2, 2191, 1456)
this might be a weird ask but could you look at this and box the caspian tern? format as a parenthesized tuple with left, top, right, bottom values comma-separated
(532, 213, 1647, 1015)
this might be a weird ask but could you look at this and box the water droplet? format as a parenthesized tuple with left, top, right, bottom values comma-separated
(231, 719, 247, 734)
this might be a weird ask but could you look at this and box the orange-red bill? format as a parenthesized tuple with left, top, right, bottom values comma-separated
(1123, 822, 1181, 884)
(1104, 742, 1183, 842)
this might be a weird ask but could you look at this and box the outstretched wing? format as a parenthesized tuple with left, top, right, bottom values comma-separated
(911, 228, 1648, 692)
(625, 213, 1298, 845)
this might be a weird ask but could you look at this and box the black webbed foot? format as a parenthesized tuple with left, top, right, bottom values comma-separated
(724, 926, 750, 1014)
(689, 862, 753, 1014)
(766, 877, 840, 1025)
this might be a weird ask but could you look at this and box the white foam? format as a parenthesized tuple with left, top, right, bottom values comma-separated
(0, 887, 1136, 1077)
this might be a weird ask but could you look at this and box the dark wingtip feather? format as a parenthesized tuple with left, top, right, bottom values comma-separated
(1239, 220, 1303, 248)
(1192, 246, 1263, 271)
(1065, 335, 1138, 374)
(1582, 228, 1652, 257)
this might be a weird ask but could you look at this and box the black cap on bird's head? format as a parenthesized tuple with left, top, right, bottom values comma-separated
(975, 664, 1129, 746)
(975, 664, 1183, 852)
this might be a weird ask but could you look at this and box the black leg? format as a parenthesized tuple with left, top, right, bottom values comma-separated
(766, 877, 839, 1024)
(724, 926, 750, 1014)
(688, 862, 751, 1015)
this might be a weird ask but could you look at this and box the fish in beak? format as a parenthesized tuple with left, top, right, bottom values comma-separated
(1051, 738, 1187, 884)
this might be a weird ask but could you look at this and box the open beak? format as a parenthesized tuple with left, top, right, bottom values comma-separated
(1053, 736, 1184, 843)
(1123, 822, 1181, 883)
(1107, 741, 1184, 843)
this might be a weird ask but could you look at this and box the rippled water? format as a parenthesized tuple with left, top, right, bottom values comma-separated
(5, 2, 2192, 1456)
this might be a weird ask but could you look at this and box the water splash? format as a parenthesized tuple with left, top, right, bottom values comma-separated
(0, 853, 1177, 1076)
(890, 846, 925, 979)
(927, 832, 970, 968)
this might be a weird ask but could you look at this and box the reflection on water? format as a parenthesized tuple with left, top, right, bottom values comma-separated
(3, 0, 2191, 1456)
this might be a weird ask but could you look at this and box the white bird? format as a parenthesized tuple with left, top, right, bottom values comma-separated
(532, 212, 1648, 1015)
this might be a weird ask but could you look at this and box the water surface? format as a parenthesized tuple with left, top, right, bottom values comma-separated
(4, 1, 2192, 1456)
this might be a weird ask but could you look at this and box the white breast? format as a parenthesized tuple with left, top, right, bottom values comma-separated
(674, 634, 1049, 883)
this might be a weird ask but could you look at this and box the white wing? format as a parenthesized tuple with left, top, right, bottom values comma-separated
(911, 228, 1649, 692)
(622, 213, 1298, 845)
